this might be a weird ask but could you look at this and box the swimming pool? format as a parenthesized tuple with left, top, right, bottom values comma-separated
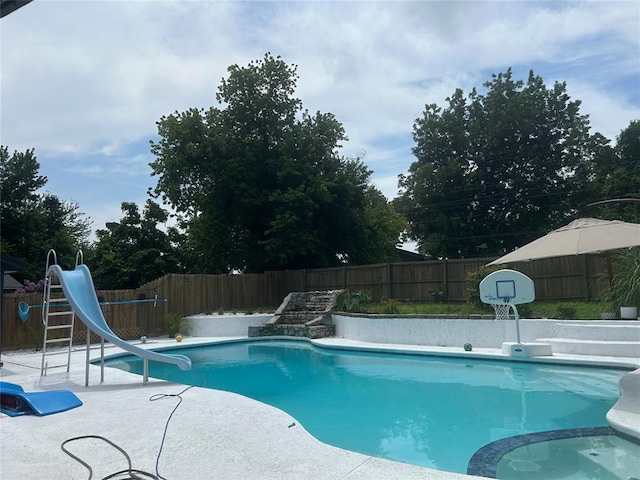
(104, 339, 629, 475)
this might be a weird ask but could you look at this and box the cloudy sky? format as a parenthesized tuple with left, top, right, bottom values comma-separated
(2, 0, 639, 241)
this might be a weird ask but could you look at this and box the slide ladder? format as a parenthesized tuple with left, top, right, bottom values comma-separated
(40, 250, 191, 385)
(40, 250, 81, 376)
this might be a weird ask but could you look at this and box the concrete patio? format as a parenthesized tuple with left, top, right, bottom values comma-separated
(1, 335, 638, 480)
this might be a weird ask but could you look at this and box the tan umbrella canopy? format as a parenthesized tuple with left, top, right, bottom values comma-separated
(488, 218, 640, 265)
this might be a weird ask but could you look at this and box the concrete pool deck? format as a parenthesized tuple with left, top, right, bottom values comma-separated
(1, 337, 639, 480)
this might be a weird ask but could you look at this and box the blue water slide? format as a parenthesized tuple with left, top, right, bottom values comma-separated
(47, 264, 191, 374)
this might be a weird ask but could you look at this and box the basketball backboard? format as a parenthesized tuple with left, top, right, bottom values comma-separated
(479, 269, 535, 305)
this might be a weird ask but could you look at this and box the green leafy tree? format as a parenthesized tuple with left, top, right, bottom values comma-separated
(587, 120, 640, 222)
(150, 53, 404, 273)
(397, 69, 600, 258)
(90, 200, 180, 289)
(0, 146, 91, 278)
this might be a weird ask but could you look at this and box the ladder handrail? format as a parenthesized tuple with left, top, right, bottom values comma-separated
(45, 249, 58, 271)
(75, 250, 84, 267)
(43, 249, 58, 326)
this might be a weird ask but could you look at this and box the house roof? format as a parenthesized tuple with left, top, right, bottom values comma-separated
(3, 273, 21, 290)
(395, 247, 426, 262)
(0, 0, 33, 18)
(1, 254, 31, 273)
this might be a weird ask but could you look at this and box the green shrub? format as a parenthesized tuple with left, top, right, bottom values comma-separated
(381, 299, 401, 314)
(165, 313, 183, 338)
(466, 265, 502, 308)
(611, 247, 640, 310)
(555, 303, 578, 320)
(520, 303, 535, 318)
(336, 289, 372, 312)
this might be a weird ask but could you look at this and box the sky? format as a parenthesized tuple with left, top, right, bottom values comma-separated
(1, 0, 639, 242)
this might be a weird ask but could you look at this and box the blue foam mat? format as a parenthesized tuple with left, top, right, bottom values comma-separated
(0, 381, 83, 416)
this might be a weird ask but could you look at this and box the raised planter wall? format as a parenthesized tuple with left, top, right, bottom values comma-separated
(185, 314, 640, 356)
(333, 315, 559, 348)
(186, 313, 561, 346)
(186, 314, 272, 337)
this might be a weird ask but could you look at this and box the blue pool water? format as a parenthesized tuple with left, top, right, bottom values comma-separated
(104, 340, 627, 474)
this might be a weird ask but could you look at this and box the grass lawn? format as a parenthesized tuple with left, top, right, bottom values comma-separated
(350, 300, 611, 320)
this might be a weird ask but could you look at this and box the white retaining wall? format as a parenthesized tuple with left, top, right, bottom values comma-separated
(186, 314, 272, 337)
(186, 313, 639, 353)
(186, 313, 561, 346)
(333, 315, 609, 348)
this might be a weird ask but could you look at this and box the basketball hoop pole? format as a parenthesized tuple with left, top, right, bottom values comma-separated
(511, 303, 521, 344)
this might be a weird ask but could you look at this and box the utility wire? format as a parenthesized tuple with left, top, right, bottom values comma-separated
(149, 385, 194, 480)
(60, 386, 194, 480)
(60, 435, 157, 480)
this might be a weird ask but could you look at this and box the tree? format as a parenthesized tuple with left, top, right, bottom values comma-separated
(0, 146, 91, 278)
(150, 54, 404, 273)
(397, 69, 600, 258)
(90, 200, 180, 289)
(587, 120, 640, 222)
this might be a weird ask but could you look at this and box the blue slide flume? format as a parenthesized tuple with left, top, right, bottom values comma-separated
(47, 264, 191, 372)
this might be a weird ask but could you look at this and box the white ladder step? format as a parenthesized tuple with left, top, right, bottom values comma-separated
(43, 363, 70, 370)
(46, 324, 73, 330)
(45, 337, 72, 344)
(47, 311, 74, 317)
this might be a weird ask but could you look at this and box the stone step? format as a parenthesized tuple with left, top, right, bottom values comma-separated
(278, 313, 324, 323)
(554, 323, 640, 342)
(248, 324, 335, 338)
(535, 337, 640, 358)
(257, 290, 341, 338)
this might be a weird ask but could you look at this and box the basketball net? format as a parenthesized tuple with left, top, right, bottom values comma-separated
(492, 303, 512, 320)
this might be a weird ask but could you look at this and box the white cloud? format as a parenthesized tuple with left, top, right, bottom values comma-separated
(1, 0, 638, 236)
(568, 82, 640, 140)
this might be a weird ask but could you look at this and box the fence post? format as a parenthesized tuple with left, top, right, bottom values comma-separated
(442, 259, 448, 299)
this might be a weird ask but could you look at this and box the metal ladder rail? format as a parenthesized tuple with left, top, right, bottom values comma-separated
(40, 250, 76, 376)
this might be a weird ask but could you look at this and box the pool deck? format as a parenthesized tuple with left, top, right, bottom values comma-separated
(1, 337, 638, 480)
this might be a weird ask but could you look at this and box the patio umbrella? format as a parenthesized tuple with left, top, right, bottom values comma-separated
(488, 217, 640, 265)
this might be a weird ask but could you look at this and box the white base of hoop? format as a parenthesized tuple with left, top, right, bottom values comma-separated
(502, 342, 553, 357)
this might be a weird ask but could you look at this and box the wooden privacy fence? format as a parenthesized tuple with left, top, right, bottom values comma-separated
(1, 287, 169, 351)
(1, 254, 611, 351)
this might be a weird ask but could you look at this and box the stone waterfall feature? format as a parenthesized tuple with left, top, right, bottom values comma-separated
(248, 290, 343, 339)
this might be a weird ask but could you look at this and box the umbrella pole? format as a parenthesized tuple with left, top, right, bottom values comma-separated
(605, 252, 614, 288)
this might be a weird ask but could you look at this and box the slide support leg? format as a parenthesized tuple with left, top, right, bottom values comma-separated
(100, 338, 104, 383)
(85, 328, 90, 387)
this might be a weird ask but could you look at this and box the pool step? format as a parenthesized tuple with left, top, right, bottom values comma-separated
(535, 322, 640, 357)
(574, 437, 640, 480)
(535, 337, 640, 357)
(554, 323, 640, 342)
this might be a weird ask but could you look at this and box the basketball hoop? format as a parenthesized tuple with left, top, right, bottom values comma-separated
(479, 269, 536, 344)
(491, 302, 512, 320)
